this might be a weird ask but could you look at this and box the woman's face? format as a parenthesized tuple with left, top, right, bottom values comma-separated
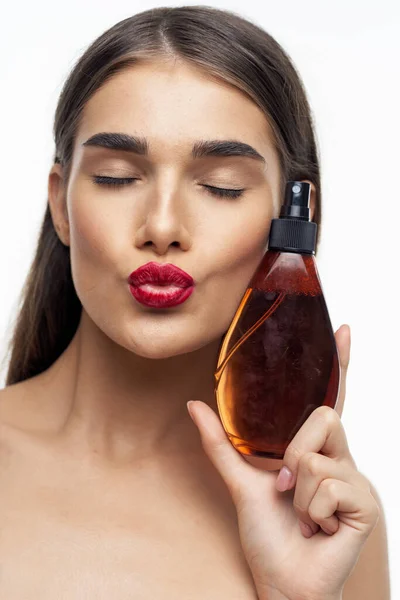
(49, 58, 282, 359)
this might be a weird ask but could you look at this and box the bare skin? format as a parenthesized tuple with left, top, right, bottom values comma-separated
(0, 371, 259, 598)
(0, 57, 317, 598)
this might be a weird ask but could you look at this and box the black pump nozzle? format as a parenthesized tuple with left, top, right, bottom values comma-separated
(280, 181, 311, 221)
(268, 180, 317, 254)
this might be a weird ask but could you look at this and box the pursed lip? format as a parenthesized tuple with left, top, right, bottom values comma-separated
(127, 261, 194, 287)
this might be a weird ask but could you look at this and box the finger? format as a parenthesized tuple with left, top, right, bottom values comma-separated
(334, 324, 351, 418)
(278, 405, 355, 492)
(293, 452, 370, 536)
(186, 400, 252, 504)
(336, 323, 351, 371)
(308, 478, 380, 537)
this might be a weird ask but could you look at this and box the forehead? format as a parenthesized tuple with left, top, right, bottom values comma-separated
(76, 60, 277, 159)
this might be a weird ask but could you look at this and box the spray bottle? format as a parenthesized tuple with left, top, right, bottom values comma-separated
(214, 181, 340, 460)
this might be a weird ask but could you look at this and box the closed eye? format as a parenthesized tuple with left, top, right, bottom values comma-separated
(92, 175, 137, 188)
(92, 176, 245, 199)
(202, 184, 245, 199)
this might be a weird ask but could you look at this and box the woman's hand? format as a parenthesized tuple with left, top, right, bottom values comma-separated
(186, 325, 380, 600)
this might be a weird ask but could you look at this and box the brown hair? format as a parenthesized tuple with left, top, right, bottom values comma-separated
(3, 5, 322, 387)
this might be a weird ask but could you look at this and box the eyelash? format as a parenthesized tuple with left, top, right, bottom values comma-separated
(91, 176, 245, 199)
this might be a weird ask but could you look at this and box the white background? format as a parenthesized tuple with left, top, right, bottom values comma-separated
(0, 0, 399, 595)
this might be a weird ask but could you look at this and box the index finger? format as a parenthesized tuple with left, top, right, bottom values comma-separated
(281, 405, 354, 485)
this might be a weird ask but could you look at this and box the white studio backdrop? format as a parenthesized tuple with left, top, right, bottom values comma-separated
(0, 0, 398, 594)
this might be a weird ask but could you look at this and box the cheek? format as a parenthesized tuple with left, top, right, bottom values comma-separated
(207, 200, 272, 275)
(201, 206, 272, 331)
(67, 195, 129, 309)
(68, 195, 125, 270)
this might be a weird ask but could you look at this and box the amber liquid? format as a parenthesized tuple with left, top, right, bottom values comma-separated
(214, 251, 340, 460)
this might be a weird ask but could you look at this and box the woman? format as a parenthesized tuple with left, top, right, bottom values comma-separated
(0, 6, 390, 599)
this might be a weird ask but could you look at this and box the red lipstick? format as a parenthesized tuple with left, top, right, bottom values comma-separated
(128, 262, 195, 308)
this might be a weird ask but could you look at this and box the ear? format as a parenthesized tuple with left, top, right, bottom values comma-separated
(300, 179, 316, 222)
(48, 163, 70, 246)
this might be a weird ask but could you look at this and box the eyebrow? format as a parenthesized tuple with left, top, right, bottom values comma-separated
(81, 132, 266, 164)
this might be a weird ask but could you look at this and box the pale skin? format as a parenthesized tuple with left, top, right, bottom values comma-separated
(0, 57, 390, 598)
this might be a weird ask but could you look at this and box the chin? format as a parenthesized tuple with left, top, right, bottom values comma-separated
(129, 344, 188, 360)
(123, 332, 212, 361)
(97, 313, 225, 361)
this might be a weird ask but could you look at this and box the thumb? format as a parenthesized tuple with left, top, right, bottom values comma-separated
(187, 400, 251, 504)
(334, 323, 351, 418)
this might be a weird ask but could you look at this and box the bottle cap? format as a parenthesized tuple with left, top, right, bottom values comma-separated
(268, 181, 317, 254)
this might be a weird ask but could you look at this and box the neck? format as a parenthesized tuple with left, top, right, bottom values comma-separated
(39, 310, 222, 465)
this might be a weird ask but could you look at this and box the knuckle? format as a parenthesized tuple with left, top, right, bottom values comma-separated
(321, 477, 339, 496)
(314, 405, 335, 419)
(284, 444, 302, 464)
(299, 451, 321, 476)
(308, 504, 321, 522)
(314, 405, 340, 427)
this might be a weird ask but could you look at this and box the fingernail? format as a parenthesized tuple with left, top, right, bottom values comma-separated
(276, 466, 294, 491)
(299, 521, 313, 538)
(187, 401, 196, 421)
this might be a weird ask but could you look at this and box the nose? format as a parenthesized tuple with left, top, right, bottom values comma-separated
(134, 184, 192, 256)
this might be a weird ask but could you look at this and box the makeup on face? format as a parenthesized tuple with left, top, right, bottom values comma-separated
(128, 262, 195, 308)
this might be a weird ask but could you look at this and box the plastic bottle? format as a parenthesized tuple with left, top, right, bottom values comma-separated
(214, 181, 340, 460)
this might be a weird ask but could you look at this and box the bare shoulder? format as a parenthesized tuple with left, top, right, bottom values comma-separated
(0, 383, 21, 429)
(0, 383, 33, 474)
(0, 377, 66, 480)
(0, 378, 51, 445)
(0, 380, 36, 430)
